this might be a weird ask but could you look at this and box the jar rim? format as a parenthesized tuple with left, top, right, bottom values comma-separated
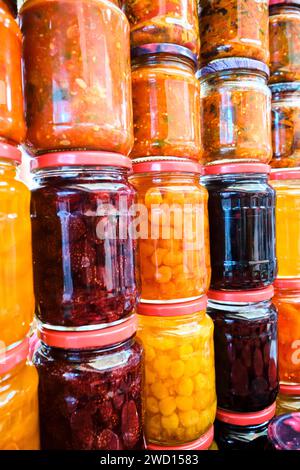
(131, 43, 197, 66)
(270, 168, 300, 181)
(197, 58, 270, 79)
(147, 426, 214, 450)
(268, 413, 300, 450)
(208, 286, 274, 303)
(203, 163, 270, 176)
(137, 297, 208, 317)
(132, 158, 202, 175)
(274, 278, 300, 290)
(0, 142, 21, 165)
(0, 338, 29, 375)
(217, 403, 276, 426)
(280, 384, 300, 395)
(31, 151, 132, 171)
(270, 82, 300, 94)
(269, 0, 300, 7)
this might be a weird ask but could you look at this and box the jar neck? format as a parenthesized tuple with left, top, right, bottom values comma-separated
(33, 166, 129, 184)
(201, 69, 268, 86)
(270, 4, 300, 15)
(219, 420, 269, 433)
(0, 159, 18, 179)
(132, 53, 196, 74)
(133, 172, 201, 186)
(140, 312, 206, 327)
(208, 299, 272, 310)
(203, 173, 269, 186)
(275, 288, 300, 298)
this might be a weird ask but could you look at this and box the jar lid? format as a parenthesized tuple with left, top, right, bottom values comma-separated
(0, 142, 21, 164)
(269, 0, 300, 6)
(270, 168, 300, 180)
(198, 58, 270, 79)
(217, 403, 276, 426)
(131, 43, 197, 65)
(147, 426, 214, 450)
(31, 151, 132, 171)
(38, 315, 137, 349)
(280, 384, 300, 396)
(270, 82, 300, 94)
(274, 278, 300, 290)
(208, 286, 274, 303)
(132, 158, 202, 175)
(137, 297, 208, 317)
(0, 338, 29, 375)
(203, 163, 271, 176)
(268, 413, 300, 450)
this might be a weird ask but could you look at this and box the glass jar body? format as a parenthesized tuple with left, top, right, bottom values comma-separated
(276, 393, 300, 415)
(214, 419, 271, 450)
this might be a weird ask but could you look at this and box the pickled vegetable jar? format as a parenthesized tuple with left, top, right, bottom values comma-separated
(0, 143, 34, 348)
(0, 338, 40, 450)
(138, 298, 217, 446)
(202, 163, 277, 290)
(131, 44, 201, 161)
(147, 426, 214, 451)
(277, 385, 300, 415)
(123, 0, 200, 57)
(34, 316, 144, 450)
(198, 58, 272, 165)
(269, 1, 300, 84)
(0, 0, 25, 145)
(199, 0, 269, 65)
(215, 404, 276, 450)
(273, 279, 300, 383)
(130, 160, 211, 302)
(20, 0, 133, 156)
(31, 152, 139, 329)
(268, 412, 300, 450)
(270, 169, 300, 278)
(208, 287, 279, 412)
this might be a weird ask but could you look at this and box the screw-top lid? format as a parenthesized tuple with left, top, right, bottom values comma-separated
(147, 426, 214, 450)
(270, 168, 300, 180)
(0, 142, 21, 164)
(270, 82, 300, 95)
(274, 278, 300, 290)
(131, 43, 197, 65)
(269, 0, 300, 6)
(208, 286, 274, 303)
(217, 403, 276, 426)
(31, 151, 132, 171)
(268, 413, 300, 450)
(198, 58, 270, 79)
(0, 338, 29, 375)
(203, 163, 270, 176)
(132, 158, 202, 175)
(137, 297, 208, 317)
(280, 384, 300, 396)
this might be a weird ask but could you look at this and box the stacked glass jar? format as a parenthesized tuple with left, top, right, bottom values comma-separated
(19, 0, 144, 450)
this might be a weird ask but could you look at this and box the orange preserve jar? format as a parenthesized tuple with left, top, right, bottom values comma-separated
(199, 0, 269, 66)
(0, 143, 34, 348)
(131, 44, 201, 161)
(138, 299, 217, 447)
(0, 338, 39, 450)
(123, 0, 200, 57)
(130, 159, 211, 302)
(0, 0, 25, 145)
(270, 169, 300, 278)
(20, 0, 133, 156)
(198, 58, 272, 165)
(269, 1, 300, 84)
(273, 279, 300, 384)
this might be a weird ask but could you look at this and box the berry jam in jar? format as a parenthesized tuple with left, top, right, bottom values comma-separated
(34, 316, 145, 450)
(268, 412, 300, 450)
(208, 287, 279, 412)
(30, 152, 139, 329)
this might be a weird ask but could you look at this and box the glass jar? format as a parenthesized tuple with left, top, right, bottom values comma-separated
(198, 0, 269, 66)
(269, 1, 300, 84)
(270, 83, 300, 168)
(0, 143, 34, 348)
(34, 316, 144, 450)
(20, 0, 133, 156)
(130, 160, 211, 302)
(215, 404, 276, 450)
(208, 287, 279, 412)
(198, 58, 272, 165)
(0, 0, 25, 145)
(268, 412, 300, 450)
(131, 44, 201, 161)
(31, 152, 139, 329)
(270, 169, 300, 278)
(137, 298, 216, 447)
(147, 426, 214, 451)
(0, 338, 40, 450)
(277, 385, 300, 415)
(202, 163, 277, 290)
(123, 0, 200, 57)
(273, 279, 300, 383)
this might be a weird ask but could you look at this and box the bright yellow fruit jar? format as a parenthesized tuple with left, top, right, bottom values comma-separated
(137, 297, 217, 446)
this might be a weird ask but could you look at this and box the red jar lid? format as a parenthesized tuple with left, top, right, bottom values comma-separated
(274, 278, 300, 290)
(270, 168, 300, 180)
(217, 403, 276, 426)
(31, 151, 132, 171)
(38, 315, 137, 349)
(132, 158, 202, 175)
(203, 163, 271, 176)
(280, 384, 300, 396)
(0, 338, 29, 375)
(208, 286, 274, 303)
(0, 142, 21, 164)
(137, 297, 208, 317)
(147, 426, 214, 450)
(269, 0, 300, 6)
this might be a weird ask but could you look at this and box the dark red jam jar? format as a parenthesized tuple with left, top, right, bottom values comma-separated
(268, 412, 300, 450)
(215, 403, 276, 450)
(33, 315, 145, 450)
(208, 287, 279, 412)
(30, 152, 140, 329)
(202, 163, 277, 290)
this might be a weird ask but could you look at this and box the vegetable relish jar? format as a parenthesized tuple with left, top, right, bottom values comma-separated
(137, 298, 217, 447)
(0, 0, 25, 146)
(122, 0, 200, 57)
(269, 0, 300, 84)
(130, 159, 211, 302)
(268, 412, 300, 450)
(271, 83, 300, 168)
(273, 279, 300, 384)
(208, 287, 279, 413)
(215, 404, 276, 450)
(34, 316, 144, 450)
(277, 385, 300, 415)
(131, 44, 202, 161)
(198, 0, 269, 66)
(20, 0, 133, 156)
(202, 164, 277, 291)
(0, 338, 40, 450)
(147, 426, 214, 451)
(31, 152, 139, 329)
(198, 58, 272, 165)
(0, 143, 34, 348)
(270, 169, 300, 278)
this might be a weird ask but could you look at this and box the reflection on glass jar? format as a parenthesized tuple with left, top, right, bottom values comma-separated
(268, 412, 300, 450)
(276, 385, 300, 416)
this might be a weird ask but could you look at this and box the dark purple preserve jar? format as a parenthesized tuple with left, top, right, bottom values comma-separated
(30, 151, 139, 329)
(268, 412, 300, 450)
(207, 287, 279, 412)
(33, 316, 145, 450)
